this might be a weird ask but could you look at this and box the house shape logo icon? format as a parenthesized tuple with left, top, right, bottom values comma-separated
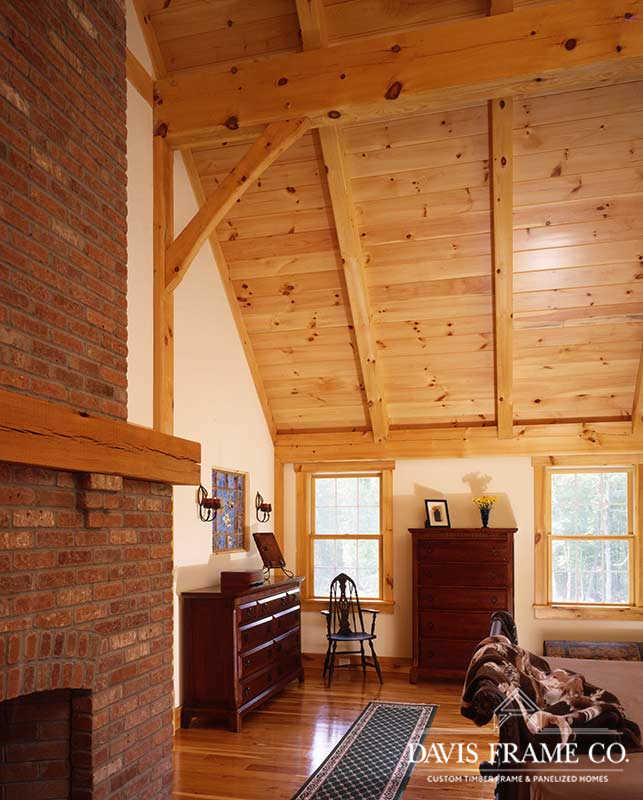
(493, 687, 541, 730)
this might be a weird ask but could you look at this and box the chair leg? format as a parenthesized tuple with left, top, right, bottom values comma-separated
(323, 641, 332, 678)
(327, 642, 337, 688)
(359, 641, 366, 676)
(368, 640, 383, 684)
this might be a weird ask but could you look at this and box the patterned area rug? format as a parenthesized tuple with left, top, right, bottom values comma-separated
(291, 701, 438, 800)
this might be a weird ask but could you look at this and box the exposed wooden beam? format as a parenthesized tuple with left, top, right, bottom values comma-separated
(274, 454, 285, 556)
(296, 0, 328, 49)
(0, 388, 200, 485)
(126, 48, 153, 107)
(318, 127, 389, 442)
(155, 0, 643, 144)
(130, 0, 166, 78)
(490, 0, 514, 12)
(274, 422, 643, 462)
(181, 150, 278, 440)
(165, 118, 310, 293)
(153, 133, 174, 434)
(632, 342, 643, 434)
(490, 97, 514, 439)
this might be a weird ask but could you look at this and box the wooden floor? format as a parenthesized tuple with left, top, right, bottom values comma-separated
(174, 666, 496, 799)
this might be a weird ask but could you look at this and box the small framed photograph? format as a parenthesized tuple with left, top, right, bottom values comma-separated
(425, 499, 451, 528)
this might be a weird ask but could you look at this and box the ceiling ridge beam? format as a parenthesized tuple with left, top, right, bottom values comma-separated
(155, 0, 643, 145)
(318, 126, 390, 443)
(164, 118, 311, 293)
(181, 151, 278, 440)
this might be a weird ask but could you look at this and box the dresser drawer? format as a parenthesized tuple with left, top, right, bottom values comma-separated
(419, 638, 480, 670)
(419, 610, 491, 640)
(417, 538, 510, 564)
(273, 654, 301, 683)
(273, 627, 300, 659)
(259, 590, 300, 618)
(238, 600, 263, 626)
(273, 607, 300, 637)
(239, 640, 274, 679)
(418, 587, 508, 611)
(238, 618, 274, 652)
(418, 562, 511, 588)
(240, 666, 275, 707)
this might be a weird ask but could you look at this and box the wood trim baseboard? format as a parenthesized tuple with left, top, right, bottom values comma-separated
(174, 705, 182, 730)
(303, 651, 411, 675)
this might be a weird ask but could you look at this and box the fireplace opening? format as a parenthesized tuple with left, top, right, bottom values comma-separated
(0, 688, 91, 800)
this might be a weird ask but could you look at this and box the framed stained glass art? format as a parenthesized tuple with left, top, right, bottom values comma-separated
(211, 468, 248, 553)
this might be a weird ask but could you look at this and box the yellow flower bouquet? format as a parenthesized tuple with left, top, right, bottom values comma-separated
(472, 495, 497, 527)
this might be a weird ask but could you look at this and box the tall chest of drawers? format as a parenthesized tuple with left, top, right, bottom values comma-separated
(180, 577, 304, 731)
(408, 528, 516, 682)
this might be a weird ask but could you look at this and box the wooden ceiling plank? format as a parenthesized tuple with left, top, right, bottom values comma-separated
(165, 118, 310, 293)
(155, 0, 643, 144)
(490, 97, 514, 438)
(153, 133, 174, 434)
(318, 126, 390, 442)
(631, 342, 643, 434)
(293, 0, 388, 441)
(182, 150, 278, 440)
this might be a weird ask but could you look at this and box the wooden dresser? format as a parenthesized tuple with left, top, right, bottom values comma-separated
(180, 577, 304, 731)
(408, 528, 516, 682)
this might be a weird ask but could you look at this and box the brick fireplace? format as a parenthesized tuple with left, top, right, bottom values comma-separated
(0, 1, 176, 797)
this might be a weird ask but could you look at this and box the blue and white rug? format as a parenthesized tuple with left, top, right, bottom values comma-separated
(291, 701, 438, 800)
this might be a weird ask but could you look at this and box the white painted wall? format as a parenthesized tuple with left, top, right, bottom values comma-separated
(125, 3, 274, 702)
(285, 457, 643, 658)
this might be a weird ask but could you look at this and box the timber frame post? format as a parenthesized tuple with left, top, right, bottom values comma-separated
(153, 131, 174, 434)
(152, 118, 310, 437)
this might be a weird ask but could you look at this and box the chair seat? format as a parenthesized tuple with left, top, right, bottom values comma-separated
(328, 631, 376, 642)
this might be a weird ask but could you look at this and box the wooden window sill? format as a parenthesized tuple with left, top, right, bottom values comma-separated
(534, 604, 643, 621)
(300, 598, 396, 614)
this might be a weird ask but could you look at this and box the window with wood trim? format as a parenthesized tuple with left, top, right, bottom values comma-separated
(296, 462, 394, 611)
(533, 457, 643, 620)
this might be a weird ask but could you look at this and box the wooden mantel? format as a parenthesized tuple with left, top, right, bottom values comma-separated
(0, 388, 200, 485)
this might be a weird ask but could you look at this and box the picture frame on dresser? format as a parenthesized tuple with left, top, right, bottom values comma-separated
(424, 498, 451, 527)
(408, 527, 516, 683)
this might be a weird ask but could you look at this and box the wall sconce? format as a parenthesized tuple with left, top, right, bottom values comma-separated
(255, 492, 272, 523)
(197, 484, 221, 523)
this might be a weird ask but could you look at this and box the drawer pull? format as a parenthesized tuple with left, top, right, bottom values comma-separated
(491, 595, 498, 604)
(243, 658, 251, 669)
(425, 622, 434, 631)
(243, 686, 250, 698)
(281, 596, 289, 606)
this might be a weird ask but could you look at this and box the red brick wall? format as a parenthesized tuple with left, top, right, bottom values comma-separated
(0, 688, 77, 800)
(0, 2, 176, 798)
(0, 0, 128, 420)
(0, 468, 175, 800)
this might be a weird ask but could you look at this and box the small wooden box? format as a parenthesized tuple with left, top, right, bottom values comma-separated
(220, 570, 264, 593)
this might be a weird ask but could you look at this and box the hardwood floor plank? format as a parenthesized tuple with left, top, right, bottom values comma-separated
(174, 668, 495, 800)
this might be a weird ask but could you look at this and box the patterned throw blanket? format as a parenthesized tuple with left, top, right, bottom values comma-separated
(461, 635, 641, 750)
